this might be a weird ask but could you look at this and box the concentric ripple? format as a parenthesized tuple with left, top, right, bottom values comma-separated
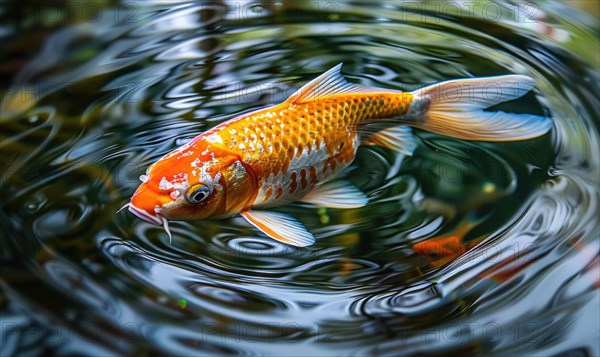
(0, 1, 598, 356)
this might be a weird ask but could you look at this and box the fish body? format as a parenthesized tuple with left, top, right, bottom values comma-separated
(124, 64, 552, 246)
(202, 89, 412, 208)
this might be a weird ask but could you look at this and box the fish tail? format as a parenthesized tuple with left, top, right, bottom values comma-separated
(406, 75, 552, 141)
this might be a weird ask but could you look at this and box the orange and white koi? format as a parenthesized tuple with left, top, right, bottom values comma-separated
(122, 64, 551, 246)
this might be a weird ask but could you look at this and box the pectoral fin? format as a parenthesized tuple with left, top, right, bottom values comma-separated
(363, 126, 416, 155)
(241, 210, 315, 247)
(300, 181, 368, 208)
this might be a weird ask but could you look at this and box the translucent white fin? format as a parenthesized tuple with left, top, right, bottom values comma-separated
(362, 126, 416, 155)
(241, 210, 315, 247)
(300, 181, 368, 209)
(409, 75, 552, 141)
(287, 63, 389, 104)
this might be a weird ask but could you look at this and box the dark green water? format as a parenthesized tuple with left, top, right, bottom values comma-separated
(1, 1, 598, 356)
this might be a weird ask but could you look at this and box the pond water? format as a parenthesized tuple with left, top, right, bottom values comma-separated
(1, 1, 598, 355)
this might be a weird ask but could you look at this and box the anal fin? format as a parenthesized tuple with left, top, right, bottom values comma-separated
(362, 126, 416, 155)
(300, 181, 368, 209)
(241, 210, 315, 247)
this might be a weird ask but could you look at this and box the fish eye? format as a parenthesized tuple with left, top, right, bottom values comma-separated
(185, 184, 211, 204)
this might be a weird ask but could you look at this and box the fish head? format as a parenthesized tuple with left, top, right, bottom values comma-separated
(126, 139, 257, 231)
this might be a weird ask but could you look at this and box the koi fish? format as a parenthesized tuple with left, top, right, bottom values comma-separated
(412, 222, 484, 269)
(121, 64, 551, 246)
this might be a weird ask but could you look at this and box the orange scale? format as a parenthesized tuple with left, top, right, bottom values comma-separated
(275, 187, 283, 198)
(272, 162, 282, 175)
(263, 187, 273, 201)
(300, 169, 308, 190)
(289, 172, 298, 193)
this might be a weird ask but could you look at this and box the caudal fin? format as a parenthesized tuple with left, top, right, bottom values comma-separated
(408, 75, 552, 141)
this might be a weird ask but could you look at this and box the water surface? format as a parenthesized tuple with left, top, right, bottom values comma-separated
(1, 1, 598, 355)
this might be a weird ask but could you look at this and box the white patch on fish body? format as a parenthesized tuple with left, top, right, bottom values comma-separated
(162, 140, 195, 160)
(205, 132, 223, 144)
(252, 134, 359, 207)
(251, 144, 320, 207)
(289, 140, 330, 180)
(159, 173, 189, 191)
(190, 157, 223, 190)
(252, 171, 286, 207)
(230, 161, 247, 180)
(178, 150, 194, 158)
(159, 177, 171, 190)
(139, 174, 149, 183)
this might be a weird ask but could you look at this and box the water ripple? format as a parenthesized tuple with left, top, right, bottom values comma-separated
(1, 0, 598, 355)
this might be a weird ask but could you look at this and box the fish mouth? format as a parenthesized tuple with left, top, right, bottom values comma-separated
(118, 203, 173, 242)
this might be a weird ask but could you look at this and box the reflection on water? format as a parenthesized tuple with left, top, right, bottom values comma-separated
(1, 1, 598, 355)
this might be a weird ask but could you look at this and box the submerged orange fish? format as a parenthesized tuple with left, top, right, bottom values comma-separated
(413, 222, 484, 269)
(122, 64, 551, 246)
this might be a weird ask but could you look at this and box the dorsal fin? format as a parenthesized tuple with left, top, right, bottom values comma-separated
(286, 63, 387, 104)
